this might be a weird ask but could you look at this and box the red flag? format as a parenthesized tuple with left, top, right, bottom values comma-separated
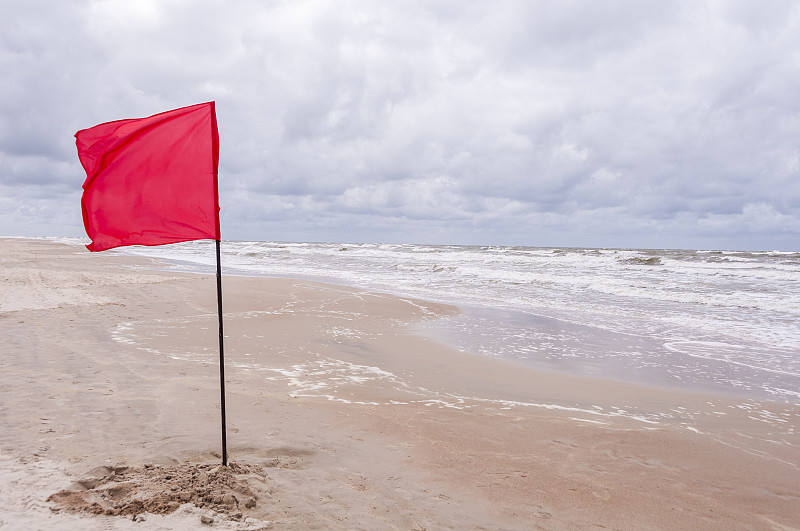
(77, 102, 220, 252)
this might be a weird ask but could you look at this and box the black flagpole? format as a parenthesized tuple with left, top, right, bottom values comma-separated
(216, 239, 228, 466)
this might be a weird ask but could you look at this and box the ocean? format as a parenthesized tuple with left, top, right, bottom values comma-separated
(103, 239, 800, 406)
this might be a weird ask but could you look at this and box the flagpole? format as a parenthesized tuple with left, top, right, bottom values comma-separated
(216, 239, 228, 466)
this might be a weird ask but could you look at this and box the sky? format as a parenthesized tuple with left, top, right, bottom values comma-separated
(2, 0, 799, 251)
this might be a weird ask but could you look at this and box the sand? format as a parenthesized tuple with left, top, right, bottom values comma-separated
(1, 237, 798, 530)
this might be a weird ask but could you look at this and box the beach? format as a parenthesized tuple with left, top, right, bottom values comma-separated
(1, 238, 799, 529)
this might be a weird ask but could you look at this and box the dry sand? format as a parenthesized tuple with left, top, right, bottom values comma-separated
(1, 237, 798, 530)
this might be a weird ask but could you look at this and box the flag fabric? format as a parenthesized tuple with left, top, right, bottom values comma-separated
(77, 102, 220, 252)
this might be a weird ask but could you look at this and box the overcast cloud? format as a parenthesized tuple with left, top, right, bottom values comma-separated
(2, 0, 799, 250)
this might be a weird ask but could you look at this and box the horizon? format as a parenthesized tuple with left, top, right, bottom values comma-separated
(3, 234, 796, 255)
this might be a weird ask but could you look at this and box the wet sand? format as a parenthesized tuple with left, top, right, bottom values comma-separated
(1, 238, 798, 529)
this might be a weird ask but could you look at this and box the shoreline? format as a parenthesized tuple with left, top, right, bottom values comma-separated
(105, 236, 800, 406)
(415, 305, 796, 405)
(1, 238, 799, 529)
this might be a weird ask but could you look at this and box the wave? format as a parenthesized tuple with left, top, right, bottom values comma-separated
(622, 256, 662, 265)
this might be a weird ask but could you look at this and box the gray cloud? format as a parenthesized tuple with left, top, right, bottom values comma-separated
(1, 0, 799, 250)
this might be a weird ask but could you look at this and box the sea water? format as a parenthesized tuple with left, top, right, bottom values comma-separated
(108, 240, 800, 405)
